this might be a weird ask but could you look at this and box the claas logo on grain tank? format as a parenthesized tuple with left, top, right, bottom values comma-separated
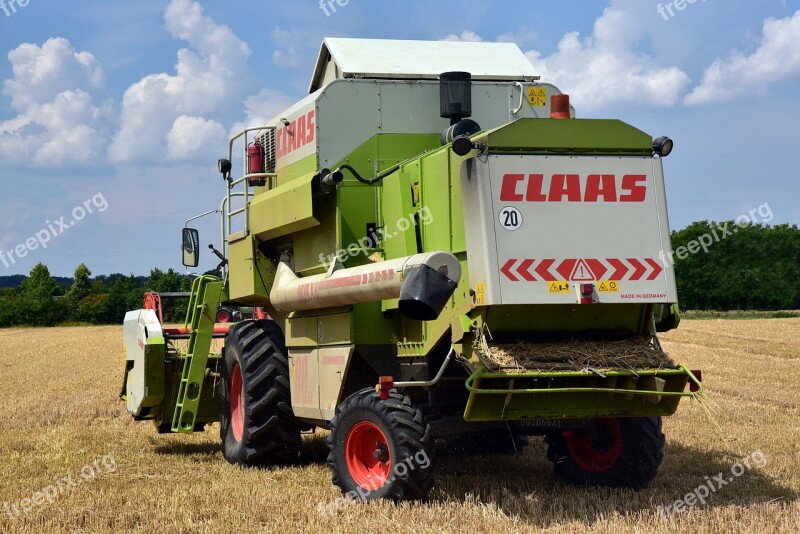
(500, 174, 647, 203)
(276, 110, 315, 158)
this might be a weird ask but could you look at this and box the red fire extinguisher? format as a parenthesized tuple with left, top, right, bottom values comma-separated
(247, 143, 265, 186)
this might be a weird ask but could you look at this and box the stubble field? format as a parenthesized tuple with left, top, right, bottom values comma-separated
(0, 319, 798, 533)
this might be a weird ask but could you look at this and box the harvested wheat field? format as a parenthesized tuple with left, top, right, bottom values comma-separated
(0, 320, 798, 533)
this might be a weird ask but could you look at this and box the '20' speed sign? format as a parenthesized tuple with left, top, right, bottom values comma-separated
(498, 206, 523, 231)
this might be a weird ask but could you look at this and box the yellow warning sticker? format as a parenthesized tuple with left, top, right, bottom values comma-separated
(476, 282, 486, 305)
(598, 281, 620, 293)
(528, 87, 547, 107)
(548, 281, 570, 293)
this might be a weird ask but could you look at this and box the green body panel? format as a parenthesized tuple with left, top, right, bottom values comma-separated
(463, 367, 702, 421)
(171, 276, 224, 433)
(482, 304, 649, 335)
(276, 154, 319, 186)
(481, 118, 653, 155)
(249, 172, 319, 241)
(286, 308, 354, 347)
(142, 337, 166, 410)
(157, 357, 222, 431)
(227, 237, 274, 304)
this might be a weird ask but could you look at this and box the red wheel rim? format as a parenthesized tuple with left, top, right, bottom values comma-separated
(230, 364, 244, 442)
(566, 418, 622, 472)
(345, 421, 392, 490)
(217, 309, 232, 323)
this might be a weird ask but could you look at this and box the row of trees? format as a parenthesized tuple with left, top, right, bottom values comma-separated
(671, 222, 800, 310)
(0, 264, 190, 327)
(0, 222, 797, 327)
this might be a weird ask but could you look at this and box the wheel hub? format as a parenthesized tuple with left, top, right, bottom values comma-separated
(345, 421, 392, 491)
(565, 418, 622, 472)
(230, 364, 244, 442)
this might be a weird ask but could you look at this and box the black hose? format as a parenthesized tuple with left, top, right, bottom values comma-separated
(336, 163, 401, 185)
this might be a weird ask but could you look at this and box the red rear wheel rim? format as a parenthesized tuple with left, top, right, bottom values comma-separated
(345, 421, 392, 490)
(217, 309, 232, 323)
(566, 418, 622, 472)
(230, 364, 244, 442)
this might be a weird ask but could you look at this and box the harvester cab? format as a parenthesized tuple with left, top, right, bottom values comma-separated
(121, 38, 700, 501)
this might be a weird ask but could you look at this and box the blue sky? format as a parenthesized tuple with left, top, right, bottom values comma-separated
(1, 0, 799, 276)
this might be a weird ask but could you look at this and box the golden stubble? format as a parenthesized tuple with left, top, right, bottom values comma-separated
(0, 320, 798, 533)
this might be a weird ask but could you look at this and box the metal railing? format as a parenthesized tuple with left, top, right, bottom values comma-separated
(225, 126, 278, 246)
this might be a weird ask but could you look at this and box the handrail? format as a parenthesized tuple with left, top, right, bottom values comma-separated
(394, 348, 455, 388)
(225, 126, 278, 248)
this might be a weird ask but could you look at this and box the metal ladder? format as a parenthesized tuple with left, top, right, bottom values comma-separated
(171, 275, 224, 433)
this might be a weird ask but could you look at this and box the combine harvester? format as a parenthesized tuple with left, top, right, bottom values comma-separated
(121, 38, 702, 500)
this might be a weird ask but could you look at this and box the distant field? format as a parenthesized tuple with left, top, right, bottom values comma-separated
(0, 320, 798, 533)
(682, 310, 800, 320)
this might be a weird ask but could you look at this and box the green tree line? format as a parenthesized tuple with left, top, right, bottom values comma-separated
(0, 222, 798, 327)
(670, 222, 800, 310)
(0, 263, 191, 327)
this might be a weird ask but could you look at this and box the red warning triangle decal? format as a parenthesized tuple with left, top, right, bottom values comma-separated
(570, 259, 595, 281)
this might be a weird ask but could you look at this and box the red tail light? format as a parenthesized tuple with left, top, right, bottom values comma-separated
(580, 283, 594, 304)
(376, 376, 394, 400)
(689, 369, 703, 393)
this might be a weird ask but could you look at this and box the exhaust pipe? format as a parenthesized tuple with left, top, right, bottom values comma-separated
(270, 252, 461, 321)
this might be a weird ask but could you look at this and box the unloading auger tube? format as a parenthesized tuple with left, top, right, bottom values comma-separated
(269, 251, 461, 321)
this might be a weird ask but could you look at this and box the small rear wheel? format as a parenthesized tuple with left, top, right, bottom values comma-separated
(327, 388, 435, 501)
(545, 417, 664, 489)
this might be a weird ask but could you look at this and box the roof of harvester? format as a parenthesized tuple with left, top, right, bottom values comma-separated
(309, 38, 540, 93)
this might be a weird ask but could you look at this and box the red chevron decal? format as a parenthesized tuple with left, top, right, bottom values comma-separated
(628, 258, 647, 281)
(535, 259, 557, 281)
(517, 259, 537, 281)
(645, 258, 664, 280)
(607, 258, 628, 280)
(556, 259, 577, 281)
(586, 259, 608, 280)
(501, 259, 518, 282)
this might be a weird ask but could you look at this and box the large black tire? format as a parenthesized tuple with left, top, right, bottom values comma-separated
(327, 388, 435, 501)
(445, 429, 529, 456)
(545, 417, 664, 489)
(218, 320, 301, 466)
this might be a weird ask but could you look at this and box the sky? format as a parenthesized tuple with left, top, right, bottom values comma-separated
(0, 0, 799, 277)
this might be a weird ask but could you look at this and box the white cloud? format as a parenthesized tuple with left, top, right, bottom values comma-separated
(685, 10, 800, 106)
(524, 6, 691, 110)
(167, 115, 227, 161)
(0, 38, 110, 167)
(271, 27, 309, 69)
(440, 31, 483, 42)
(229, 89, 296, 136)
(496, 29, 538, 47)
(2, 38, 104, 110)
(108, 0, 252, 164)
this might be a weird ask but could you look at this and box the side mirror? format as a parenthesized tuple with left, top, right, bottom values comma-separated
(182, 228, 200, 268)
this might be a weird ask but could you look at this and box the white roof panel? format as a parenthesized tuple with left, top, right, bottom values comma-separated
(309, 38, 539, 92)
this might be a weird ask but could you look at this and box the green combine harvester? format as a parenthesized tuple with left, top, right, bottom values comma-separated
(121, 38, 701, 501)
